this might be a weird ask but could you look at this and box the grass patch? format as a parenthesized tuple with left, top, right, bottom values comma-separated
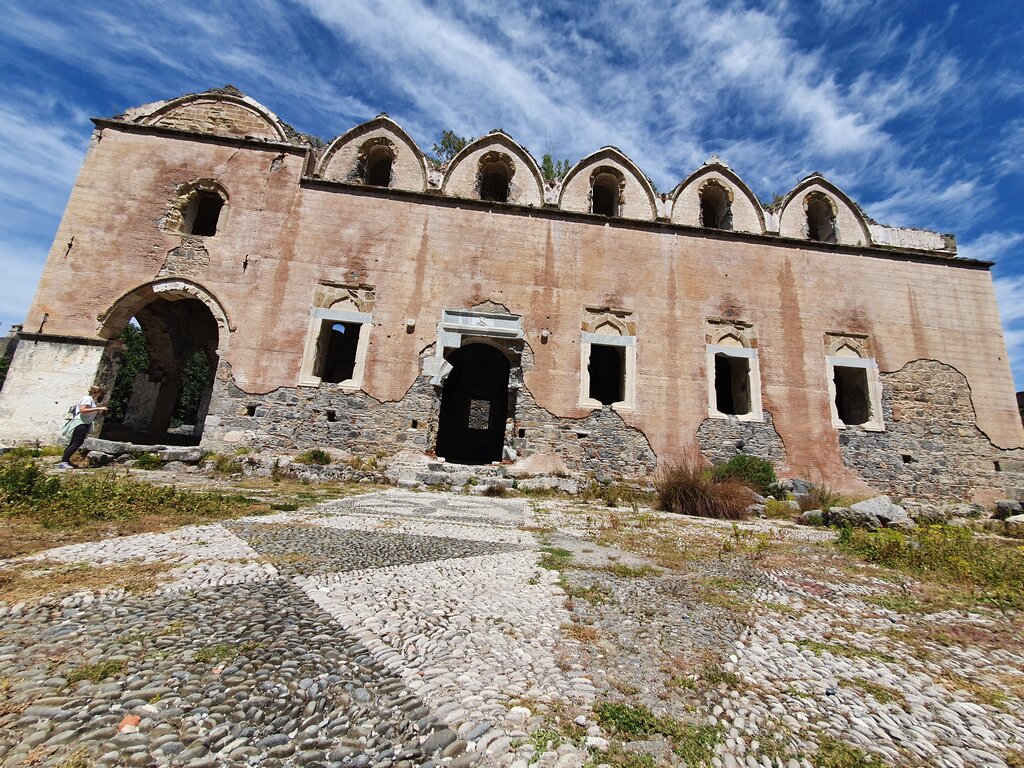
(483, 483, 509, 497)
(562, 580, 612, 604)
(839, 677, 908, 707)
(837, 525, 1024, 610)
(814, 735, 885, 767)
(0, 560, 171, 604)
(539, 546, 574, 571)
(764, 498, 796, 520)
(207, 453, 243, 475)
(0, 460, 270, 558)
(797, 638, 896, 664)
(655, 458, 753, 520)
(294, 448, 331, 465)
(133, 452, 165, 470)
(593, 702, 721, 765)
(0, 445, 63, 460)
(66, 659, 126, 684)
(602, 563, 661, 578)
(699, 664, 743, 688)
(194, 641, 263, 664)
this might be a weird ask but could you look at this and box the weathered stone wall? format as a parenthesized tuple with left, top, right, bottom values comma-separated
(839, 360, 1023, 502)
(318, 122, 427, 192)
(558, 149, 657, 220)
(203, 357, 657, 479)
(697, 411, 787, 465)
(441, 135, 544, 207)
(777, 179, 870, 246)
(150, 99, 281, 141)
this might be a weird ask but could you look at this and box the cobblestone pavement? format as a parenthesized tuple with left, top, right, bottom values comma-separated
(2, 490, 1024, 768)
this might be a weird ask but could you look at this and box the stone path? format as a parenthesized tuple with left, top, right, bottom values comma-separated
(3, 489, 1024, 768)
(0, 491, 588, 768)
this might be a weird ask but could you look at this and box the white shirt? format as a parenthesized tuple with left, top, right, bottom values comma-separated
(78, 396, 99, 424)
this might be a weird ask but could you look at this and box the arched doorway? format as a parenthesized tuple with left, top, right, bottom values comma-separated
(97, 282, 227, 445)
(436, 343, 511, 464)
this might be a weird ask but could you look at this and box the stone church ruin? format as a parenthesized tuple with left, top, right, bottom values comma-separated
(1, 86, 1022, 502)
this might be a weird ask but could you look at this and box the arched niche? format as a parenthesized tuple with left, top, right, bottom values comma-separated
(442, 131, 545, 207)
(777, 174, 872, 247)
(670, 162, 765, 234)
(559, 147, 658, 221)
(139, 90, 287, 142)
(317, 115, 428, 192)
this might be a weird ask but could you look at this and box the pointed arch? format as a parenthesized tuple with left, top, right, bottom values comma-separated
(139, 90, 288, 142)
(670, 162, 765, 234)
(558, 147, 658, 221)
(317, 115, 428, 192)
(777, 174, 872, 247)
(441, 131, 545, 207)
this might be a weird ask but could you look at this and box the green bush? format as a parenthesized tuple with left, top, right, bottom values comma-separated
(294, 448, 331, 465)
(655, 459, 752, 520)
(837, 525, 1024, 610)
(712, 455, 778, 496)
(134, 452, 165, 470)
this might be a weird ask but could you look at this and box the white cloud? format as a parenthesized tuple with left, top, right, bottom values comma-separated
(993, 273, 1024, 389)
(959, 231, 1024, 264)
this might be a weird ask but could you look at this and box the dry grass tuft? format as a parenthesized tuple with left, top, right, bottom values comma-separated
(655, 457, 753, 520)
(0, 560, 171, 604)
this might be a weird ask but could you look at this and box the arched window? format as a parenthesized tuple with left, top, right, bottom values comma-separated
(172, 181, 228, 237)
(806, 192, 837, 243)
(700, 181, 733, 230)
(364, 145, 394, 187)
(591, 174, 619, 216)
(480, 160, 510, 203)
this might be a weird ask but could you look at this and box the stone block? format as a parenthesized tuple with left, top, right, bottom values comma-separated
(850, 496, 916, 529)
(86, 451, 113, 467)
(156, 447, 204, 463)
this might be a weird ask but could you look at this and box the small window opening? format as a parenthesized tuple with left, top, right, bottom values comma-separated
(517, 428, 526, 438)
(589, 344, 625, 406)
(480, 163, 510, 203)
(714, 354, 751, 415)
(188, 192, 224, 236)
(995, 461, 1002, 472)
(317, 322, 362, 384)
(326, 409, 337, 422)
(700, 184, 732, 230)
(833, 365, 871, 425)
(806, 195, 837, 243)
(901, 453, 914, 464)
(365, 147, 393, 187)
(592, 175, 618, 217)
(246, 403, 257, 417)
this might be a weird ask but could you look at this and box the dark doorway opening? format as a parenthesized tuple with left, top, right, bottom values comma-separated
(714, 354, 751, 415)
(834, 365, 870, 425)
(436, 343, 511, 464)
(365, 153, 393, 187)
(589, 344, 624, 406)
(189, 192, 224, 236)
(318, 322, 361, 383)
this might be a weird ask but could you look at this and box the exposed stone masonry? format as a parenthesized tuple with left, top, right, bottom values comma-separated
(839, 360, 1023, 500)
(697, 410, 787, 465)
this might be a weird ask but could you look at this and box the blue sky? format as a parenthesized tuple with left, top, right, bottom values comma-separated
(1, 0, 1022, 387)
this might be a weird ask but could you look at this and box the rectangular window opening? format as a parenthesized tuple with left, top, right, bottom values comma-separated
(834, 365, 871, 426)
(326, 409, 337, 423)
(316, 321, 362, 384)
(995, 461, 1002, 472)
(246, 403, 257, 417)
(714, 354, 751, 416)
(588, 344, 625, 406)
(191, 193, 223, 236)
(901, 453, 914, 464)
(411, 419, 419, 429)
(517, 428, 526, 438)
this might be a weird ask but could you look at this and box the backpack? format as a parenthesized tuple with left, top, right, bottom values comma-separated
(64, 403, 78, 421)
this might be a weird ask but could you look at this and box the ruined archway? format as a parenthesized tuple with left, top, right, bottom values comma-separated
(435, 343, 511, 464)
(97, 281, 228, 444)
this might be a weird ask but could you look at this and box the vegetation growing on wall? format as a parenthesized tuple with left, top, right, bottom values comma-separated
(431, 130, 471, 164)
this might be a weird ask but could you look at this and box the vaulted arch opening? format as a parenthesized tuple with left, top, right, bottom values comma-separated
(364, 144, 394, 187)
(700, 181, 733, 230)
(806, 192, 838, 243)
(479, 159, 512, 203)
(99, 291, 223, 445)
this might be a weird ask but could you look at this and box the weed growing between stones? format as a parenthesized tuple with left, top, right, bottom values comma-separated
(837, 524, 1024, 610)
(206, 452, 243, 475)
(65, 659, 126, 684)
(0, 445, 64, 461)
(133, 452, 165, 470)
(601, 563, 661, 578)
(294, 448, 332, 465)
(193, 641, 263, 664)
(538, 546, 574, 571)
(796, 638, 897, 664)
(838, 677, 908, 708)
(592, 701, 721, 766)
(0, 560, 172, 604)
(483, 483, 509, 497)
(813, 734, 884, 767)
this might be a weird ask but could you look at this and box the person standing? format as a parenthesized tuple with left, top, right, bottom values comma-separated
(58, 386, 108, 469)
